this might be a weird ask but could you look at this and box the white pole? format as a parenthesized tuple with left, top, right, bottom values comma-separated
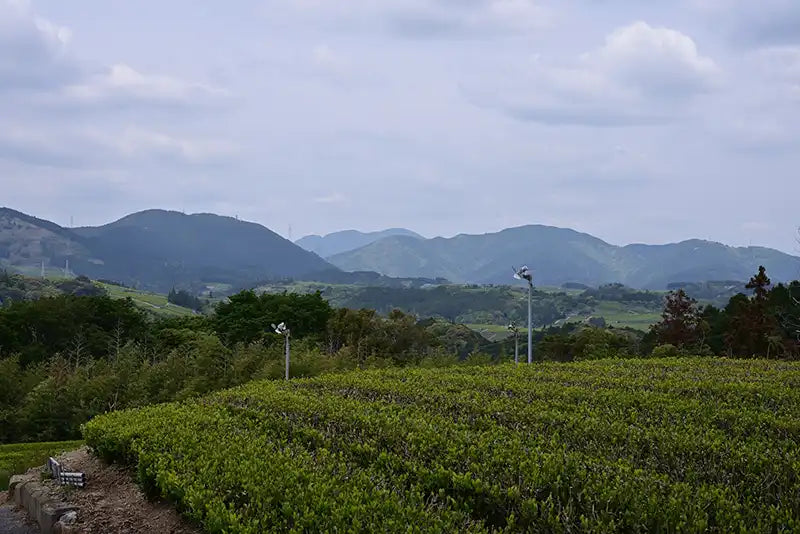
(284, 332, 290, 381)
(527, 281, 533, 364)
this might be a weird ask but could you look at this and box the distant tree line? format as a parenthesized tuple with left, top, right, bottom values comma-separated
(645, 266, 799, 358)
(527, 266, 799, 362)
(167, 287, 205, 311)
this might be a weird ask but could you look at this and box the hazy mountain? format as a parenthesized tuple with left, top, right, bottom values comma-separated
(296, 228, 422, 258)
(328, 225, 800, 289)
(1, 208, 334, 291)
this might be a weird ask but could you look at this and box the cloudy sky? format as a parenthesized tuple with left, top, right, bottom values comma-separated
(1, 0, 799, 252)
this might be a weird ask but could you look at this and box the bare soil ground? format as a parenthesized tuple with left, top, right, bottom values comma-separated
(36, 447, 200, 534)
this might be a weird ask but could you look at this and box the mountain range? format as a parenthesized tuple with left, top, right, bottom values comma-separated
(296, 228, 422, 258)
(326, 225, 800, 289)
(2, 207, 798, 291)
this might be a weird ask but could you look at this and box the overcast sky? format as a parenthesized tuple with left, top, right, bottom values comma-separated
(1, 0, 799, 252)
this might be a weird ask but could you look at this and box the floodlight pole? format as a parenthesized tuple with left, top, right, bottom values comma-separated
(284, 330, 290, 381)
(526, 279, 533, 364)
(514, 266, 534, 364)
(508, 323, 519, 365)
(273, 322, 291, 380)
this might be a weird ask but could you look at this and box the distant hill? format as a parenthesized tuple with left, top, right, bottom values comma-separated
(328, 225, 800, 289)
(296, 228, 422, 258)
(1, 208, 334, 292)
(0, 270, 105, 304)
(0, 207, 93, 272)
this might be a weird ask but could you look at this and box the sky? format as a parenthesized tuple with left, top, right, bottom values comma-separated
(1, 0, 799, 253)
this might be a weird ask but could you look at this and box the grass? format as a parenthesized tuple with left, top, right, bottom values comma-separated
(98, 283, 196, 318)
(589, 301, 661, 331)
(465, 323, 521, 341)
(468, 299, 661, 340)
(0, 440, 84, 491)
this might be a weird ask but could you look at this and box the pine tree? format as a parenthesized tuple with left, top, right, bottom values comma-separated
(726, 266, 780, 357)
(746, 265, 771, 302)
(650, 289, 707, 349)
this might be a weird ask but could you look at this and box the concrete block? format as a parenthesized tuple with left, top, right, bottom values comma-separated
(12, 477, 30, 503)
(10, 474, 77, 534)
(53, 510, 79, 534)
(39, 502, 77, 534)
(7, 474, 27, 495)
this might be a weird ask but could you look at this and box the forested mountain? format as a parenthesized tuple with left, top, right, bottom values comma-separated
(5, 208, 797, 291)
(1, 208, 334, 291)
(328, 225, 800, 289)
(296, 228, 422, 258)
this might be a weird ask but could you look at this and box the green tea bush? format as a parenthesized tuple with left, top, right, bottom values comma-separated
(84, 358, 800, 533)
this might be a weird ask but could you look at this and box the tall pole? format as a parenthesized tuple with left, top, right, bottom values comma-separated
(284, 332, 290, 381)
(527, 280, 533, 364)
(514, 330, 519, 365)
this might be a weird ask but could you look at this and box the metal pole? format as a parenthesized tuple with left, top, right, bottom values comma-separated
(527, 281, 533, 364)
(514, 330, 519, 365)
(284, 333, 290, 381)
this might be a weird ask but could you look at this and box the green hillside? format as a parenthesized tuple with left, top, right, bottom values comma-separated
(98, 282, 197, 317)
(0, 207, 334, 293)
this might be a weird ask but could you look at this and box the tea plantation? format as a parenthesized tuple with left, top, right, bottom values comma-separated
(84, 359, 800, 533)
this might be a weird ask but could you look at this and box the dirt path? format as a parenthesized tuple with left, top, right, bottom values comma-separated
(35, 448, 200, 534)
(0, 495, 38, 534)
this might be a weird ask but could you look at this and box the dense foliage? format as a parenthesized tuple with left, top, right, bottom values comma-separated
(214, 290, 333, 345)
(647, 267, 800, 358)
(167, 287, 205, 311)
(0, 270, 104, 304)
(0, 293, 149, 365)
(0, 289, 471, 443)
(85, 359, 800, 533)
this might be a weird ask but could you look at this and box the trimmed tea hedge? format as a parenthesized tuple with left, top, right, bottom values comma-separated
(84, 358, 800, 533)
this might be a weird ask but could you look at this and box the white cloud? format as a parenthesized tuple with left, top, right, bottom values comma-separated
(109, 127, 237, 164)
(0, 123, 236, 169)
(588, 21, 721, 97)
(468, 21, 720, 126)
(311, 44, 351, 77)
(0, 0, 75, 90)
(63, 64, 229, 105)
(312, 192, 349, 205)
(0, 1, 229, 110)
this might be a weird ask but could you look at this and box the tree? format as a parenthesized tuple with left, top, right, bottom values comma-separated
(214, 290, 332, 346)
(766, 281, 800, 358)
(746, 265, 771, 302)
(167, 287, 204, 311)
(0, 295, 149, 366)
(724, 266, 781, 357)
(649, 289, 707, 350)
